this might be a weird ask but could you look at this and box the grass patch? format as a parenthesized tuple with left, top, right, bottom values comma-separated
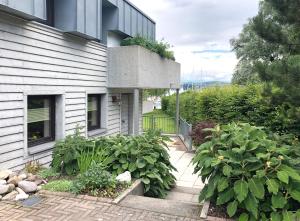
(143, 110, 176, 134)
(42, 180, 73, 192)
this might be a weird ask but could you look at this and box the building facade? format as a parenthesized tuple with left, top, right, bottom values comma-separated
(0, 0, 180, 170)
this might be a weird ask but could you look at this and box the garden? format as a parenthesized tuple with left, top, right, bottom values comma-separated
(0, 130, 176, 202)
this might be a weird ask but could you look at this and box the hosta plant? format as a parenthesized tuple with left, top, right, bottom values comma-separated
(192, 123, 300, 220)
(95, 130, 177, 198)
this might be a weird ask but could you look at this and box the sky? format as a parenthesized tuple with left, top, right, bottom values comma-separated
(130, 0, 260, 83)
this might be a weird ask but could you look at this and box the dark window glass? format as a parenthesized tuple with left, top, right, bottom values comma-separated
(88, 95, 101, 131)
(28, 96, 55, 147)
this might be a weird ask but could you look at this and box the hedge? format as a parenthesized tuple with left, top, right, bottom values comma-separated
(162, 85, 300, 136)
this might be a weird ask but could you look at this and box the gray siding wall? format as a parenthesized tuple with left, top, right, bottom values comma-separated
(0, 13, 123, 170)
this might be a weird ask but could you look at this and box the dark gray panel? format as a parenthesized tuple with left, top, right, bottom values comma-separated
(54, 0, 102, 40)
(142, 16, 147, 38)
(124, 2, 131, 35)
(117, 0, 124, 32)
(137, 12, 143, 36)
(147, 20, 152, 39)
(131, 8, 137, 37)
(0, 0, 46, 20)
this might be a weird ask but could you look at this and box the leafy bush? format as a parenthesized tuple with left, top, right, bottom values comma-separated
(72, 162, 116, 195)
(121, 35, 175, 60)
(42, 180, 73, 192)
(162, 84, 300, 137)
(192, 123, 300, 220)
(38, 168, 60, 179)
(191, 121, 216, 146)
(51, 127, 94, 175)
(95, 130, 176, 198)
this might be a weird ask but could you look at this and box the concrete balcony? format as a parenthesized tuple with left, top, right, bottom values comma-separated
(108, 45, 181, 89)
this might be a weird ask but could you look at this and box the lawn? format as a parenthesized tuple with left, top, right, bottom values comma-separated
(143, 110, 176, 134)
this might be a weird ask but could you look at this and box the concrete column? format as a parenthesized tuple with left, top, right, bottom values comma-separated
(133, 88, 140, 135)
(176, 89, 180, 135)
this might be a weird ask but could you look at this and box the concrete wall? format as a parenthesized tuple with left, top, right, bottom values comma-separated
(0, 12, 125, 170)
(108, 46, 181, 89)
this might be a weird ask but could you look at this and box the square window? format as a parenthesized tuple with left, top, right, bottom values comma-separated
(88, 94, 101, 131)
(27, 96, 55, 147)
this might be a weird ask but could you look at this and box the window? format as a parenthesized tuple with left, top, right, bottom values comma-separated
(88, 94, 101, 131)
(27, 96, 55, 147)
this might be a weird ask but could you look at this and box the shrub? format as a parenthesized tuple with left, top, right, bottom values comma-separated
(192, 123, 300, 220)
(38, 168, 60, 179)
(96, 130, 176, 198)
(191, 121, 216, 146)
(162, 84, 300, 136)
(72, 162, 116, 195)
(121, 35, 175, 60)
(51, 127, 94, 175)
(42, 180, 73, 192)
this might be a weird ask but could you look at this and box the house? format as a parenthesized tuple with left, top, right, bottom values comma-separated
(0, 0, 181, 170)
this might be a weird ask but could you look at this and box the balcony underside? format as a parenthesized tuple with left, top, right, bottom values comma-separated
(108, 46, 181, 89)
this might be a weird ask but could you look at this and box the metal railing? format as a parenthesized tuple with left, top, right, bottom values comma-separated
(179, 117, 193, 151)
(143, 115, 176, 134)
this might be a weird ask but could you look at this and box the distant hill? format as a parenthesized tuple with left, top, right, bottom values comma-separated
(181, 81, 229, 91)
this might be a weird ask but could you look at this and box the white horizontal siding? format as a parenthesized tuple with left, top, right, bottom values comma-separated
(0, 13, 110, 170)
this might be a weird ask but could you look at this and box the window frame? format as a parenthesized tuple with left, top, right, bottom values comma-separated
(87, 94, 101, 131)
(27, 95, 56, 147)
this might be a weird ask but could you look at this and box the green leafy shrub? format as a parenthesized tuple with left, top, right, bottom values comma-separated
(192, 123, 300, 220)
(72, 162, 116, 194)
(191, 121, 216, 146)
(42, 180, 73, 192)
(94, 130, 176, 198)
(121, 35, 175, 60)
(38, 168, 60, 179)
(51, 127, 94, 175)
(162, 84, 300, 136)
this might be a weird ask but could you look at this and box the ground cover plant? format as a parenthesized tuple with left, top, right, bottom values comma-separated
(121, 35, 175, 60)
(48, 129, 176, 199)
(192, 123, 300, 220)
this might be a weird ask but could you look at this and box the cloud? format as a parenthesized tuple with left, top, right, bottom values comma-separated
(130, 0, 260, 83)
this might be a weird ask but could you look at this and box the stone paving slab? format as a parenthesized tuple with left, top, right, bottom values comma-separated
(0, 193, 203, 221)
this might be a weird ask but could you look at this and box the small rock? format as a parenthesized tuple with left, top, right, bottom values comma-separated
(2, 190, 18, 201)
(116, 171, 131, 183)
(0, 180, 6, 185)
(15, 193, 29, 201)
(16, 187, 26, 195)
(26, 175, 37, 182)
(18, 181, 37, 193)
(0, 170, 13, 180)
(8, 184, 15, 192)
(34, 179, 43, 186)
(7, 176, 22, 186)
(8, 172, 17, 179)
(0, 185, 10, 195)
(37, 186, 42, 191)
(18, 174, 27, 180)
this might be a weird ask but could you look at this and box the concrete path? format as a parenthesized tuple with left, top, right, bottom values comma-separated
(167, 137, 205, 189)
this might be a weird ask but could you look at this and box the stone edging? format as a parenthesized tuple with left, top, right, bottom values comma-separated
(38, 179, 144, 205)
(113, 179, 143, 204)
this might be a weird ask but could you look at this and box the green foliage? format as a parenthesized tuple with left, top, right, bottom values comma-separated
(121, 35, 175, 60)
(162, 84, 300, 136)
(192, 123, 300, 219)
(72, 162, 116, 195)
(37, 168, 60, 179)
(51, 127, 94, 175)
(97, 130, 176, 198)
(42, 180, 73, 192)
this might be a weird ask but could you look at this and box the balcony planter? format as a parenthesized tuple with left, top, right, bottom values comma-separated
(108, 45, 181, 89)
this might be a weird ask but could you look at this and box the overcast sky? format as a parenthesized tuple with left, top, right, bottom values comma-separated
(130, 0, 260, 83)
